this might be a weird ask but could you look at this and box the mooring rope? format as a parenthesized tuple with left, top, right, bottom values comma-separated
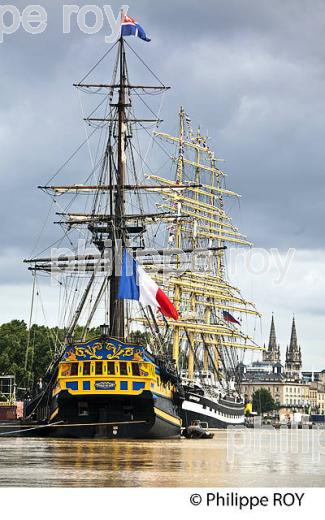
(0, 419, 147, 437)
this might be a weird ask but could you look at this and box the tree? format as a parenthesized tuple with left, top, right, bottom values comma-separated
(0, 321, 65, 396)
(0, 320, 29, 393)
(252, 388, 275, 414)
(0, 321, 144, 398)
(129, 330, 150, 345)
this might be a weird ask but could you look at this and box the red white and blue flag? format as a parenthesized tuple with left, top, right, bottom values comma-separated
(223, 310, 240, 325)
(118, 251, 178, 320)
(121, 13, 151, 42)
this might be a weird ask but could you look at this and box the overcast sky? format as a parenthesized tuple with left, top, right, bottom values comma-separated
(0, 1, 324, 369)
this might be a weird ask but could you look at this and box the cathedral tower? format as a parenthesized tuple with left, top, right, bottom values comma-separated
(263, 315, 281, 364)
(285, 317, 302, 378)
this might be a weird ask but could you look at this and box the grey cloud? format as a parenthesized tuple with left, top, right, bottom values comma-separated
(0, 1, 324, 365)
(1, 1, 324, 251)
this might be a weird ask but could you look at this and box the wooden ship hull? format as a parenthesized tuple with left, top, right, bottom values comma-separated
(48, 393, 180, 439)
(22, 337, 182, 439)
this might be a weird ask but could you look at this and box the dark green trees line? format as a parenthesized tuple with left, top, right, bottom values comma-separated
(0, 320, 147, 397)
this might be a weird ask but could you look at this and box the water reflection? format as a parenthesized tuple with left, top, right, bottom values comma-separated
(0, 430, 325, 487)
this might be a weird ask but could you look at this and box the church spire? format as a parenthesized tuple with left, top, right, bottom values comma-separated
(285, 316, 302, 378)
(289, 316, 298, 350)
(263, 314, 281, 364)
(269, 314, 277, 350)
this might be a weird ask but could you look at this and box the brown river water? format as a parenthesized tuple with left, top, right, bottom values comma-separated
(0, 429, 325, 487)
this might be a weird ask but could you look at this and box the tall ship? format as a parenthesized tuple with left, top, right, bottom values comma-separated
(22, 13, 262, 437)
(141, 108, 263, 428)
(23, 17, 186, 439)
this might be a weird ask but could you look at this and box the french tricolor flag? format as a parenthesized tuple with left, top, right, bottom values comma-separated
(121, 13, 151, 42)
(118, 251, 178, 320)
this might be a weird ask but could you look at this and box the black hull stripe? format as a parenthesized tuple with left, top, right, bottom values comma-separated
(182, 409, 244, 429)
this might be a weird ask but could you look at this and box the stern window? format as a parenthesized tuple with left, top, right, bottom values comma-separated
(132, 363, 140, 376)
(70, 363, 79, 376)
(107, 362, 115, 375)
(95, 362, 103, 375)
(83, 362, 91, 376)
(120, 362, 128, 376)
(78, 402, 89, 416)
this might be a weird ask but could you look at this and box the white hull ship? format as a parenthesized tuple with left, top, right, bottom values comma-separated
(139, 108, 263, 428)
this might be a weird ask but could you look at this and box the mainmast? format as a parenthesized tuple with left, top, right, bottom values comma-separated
(109, 37, 127, 340)
(24, 35, 175, 343)
(172, 107, 185, 366)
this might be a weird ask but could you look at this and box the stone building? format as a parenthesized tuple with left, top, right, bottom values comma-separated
(285, 317, 302, 379)
(241, 379, 310, 409)
(241, 315, 325, 414)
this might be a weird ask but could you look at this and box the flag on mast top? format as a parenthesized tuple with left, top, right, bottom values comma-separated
(121, 12, 151, 42)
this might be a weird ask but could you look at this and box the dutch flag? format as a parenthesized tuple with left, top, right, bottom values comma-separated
(121, 13, 151, 42)
(118, 250, 178, 320)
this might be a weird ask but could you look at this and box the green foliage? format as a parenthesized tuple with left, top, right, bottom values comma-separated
(0, 320, 58, 396)
(0, 321, 147, 398)
(252, 388, 275, 414)
(0, 321, 29, 392)
(128, 330, 149, 345)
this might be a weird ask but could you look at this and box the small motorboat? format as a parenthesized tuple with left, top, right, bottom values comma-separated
(182, 420, 214, 439)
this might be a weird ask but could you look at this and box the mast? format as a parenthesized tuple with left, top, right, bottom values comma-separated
(109, 36, 127, 340)
(187, 126, 201, 379)
(25, 37, 176, 343)
(172, 107, 185, 367)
